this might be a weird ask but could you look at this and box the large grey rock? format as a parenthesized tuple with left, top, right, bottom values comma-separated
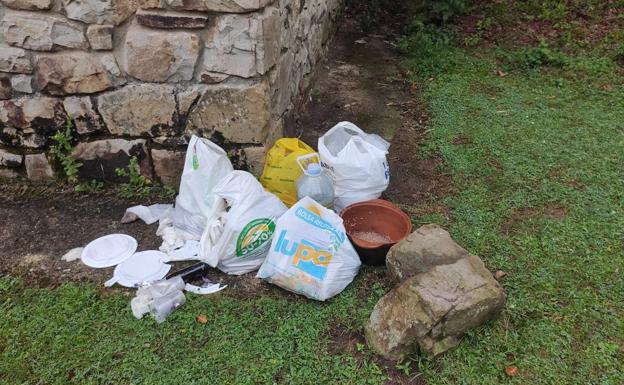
(125, 25, 200, 82)
(63, 96, 104, 134)
(0, 148, 22, 167)
(0, 46, 33, 74)
(186, 79, 270, 144)
(1, 12, 88, 51)
(151, 149, 184, 185)
(387, 224, 470, 283)
(97, 84, 178, 137)
(136, 9, 208, 29)
(10, 74, 34, 94)
(1, 0, 53, 10)
(62, 0, 143, 25)
(166, 0, 272, 13)
(200, 9, 279, 78)
(86, 25, 113, 51)
(366, 255, 505, 359)
(35, 52, 123, 95)
(0, 96, 65, 148)
(72, 139, 150, 181)
(24, 153, 54, 180)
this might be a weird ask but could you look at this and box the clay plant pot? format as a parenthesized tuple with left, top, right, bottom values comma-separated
(340, 199, 412, 266)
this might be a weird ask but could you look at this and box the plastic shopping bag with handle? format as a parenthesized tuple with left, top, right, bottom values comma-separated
(199, 171, 288, 275)
(318, 122, 390, 212)
(256, 196, 361, 301)
(173, 135, 233, 239)
(260, 138, 315, 207)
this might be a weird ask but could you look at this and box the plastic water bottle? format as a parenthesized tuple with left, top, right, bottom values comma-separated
(296, 163, 335, 209)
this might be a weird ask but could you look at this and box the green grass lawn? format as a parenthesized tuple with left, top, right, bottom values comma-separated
(2, 2, 624, 384)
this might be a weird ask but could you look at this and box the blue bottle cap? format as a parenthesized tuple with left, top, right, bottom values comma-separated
(307, 163, 322, 176)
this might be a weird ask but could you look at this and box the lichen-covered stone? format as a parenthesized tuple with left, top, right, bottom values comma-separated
(166, 0, 272, 13)
(0, 96, 64, 148)
(62, 0, 143, 25)
(1, 12, 88, 51)
(200, 9, 279, 78)
(72, 139, 151, 181)
(86, 25, 114, 51)
(186, 80, 270, 144)
(125, 26, 200, 82)
(97, 84, 178, 137)
(386, 224, 471, 283)
(0, 148, 23, 168)
(63, 96, 104, 134)
(365, 255, 505, 359)
(10, 75, 34, 94)
(0, 46, 33, 74)
(136, 9, 208, 29)
(24, 153, 54, 180)
(0, 0, 53, 11)
(35, 53, 123, 95)
(151, 148, 184, 185)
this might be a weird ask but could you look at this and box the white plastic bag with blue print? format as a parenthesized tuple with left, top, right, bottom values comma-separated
(257, 196, 361, 301)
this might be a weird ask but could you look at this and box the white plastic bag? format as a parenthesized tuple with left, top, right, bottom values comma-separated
(173, 135, 233, 238)
(199, 171, 288, 275)
(257, 196, 361, 301)
(318, 122, 390, 212)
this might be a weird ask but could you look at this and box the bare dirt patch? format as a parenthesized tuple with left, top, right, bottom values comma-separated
(500, 203, 569, 234)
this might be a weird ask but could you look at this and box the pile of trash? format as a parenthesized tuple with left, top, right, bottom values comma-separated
(68, 121, 392, 322)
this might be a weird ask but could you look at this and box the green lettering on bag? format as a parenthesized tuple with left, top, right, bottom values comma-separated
(236, 218, 276, 258)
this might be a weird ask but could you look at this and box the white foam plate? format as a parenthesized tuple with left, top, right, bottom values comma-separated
(81, 234, 138, 268)
(105, 250, 171, 288)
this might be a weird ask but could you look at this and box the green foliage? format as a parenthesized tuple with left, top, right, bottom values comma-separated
(398, 22, 460, 78)
(421, 0, 470, 23)
(73, 179, 104, 193)
(115, 156, 152, 199)
(49, 116, 82, 185)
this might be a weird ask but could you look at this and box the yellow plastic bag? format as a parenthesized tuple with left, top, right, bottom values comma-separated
(260, 138, 314, 207)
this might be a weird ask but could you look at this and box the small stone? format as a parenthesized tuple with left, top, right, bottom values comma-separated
(196, 314, 208, 324)
(63, 96, 105, 134)
(35, 52, 123, 95)
(124, 26, 200, 82)
(1, 12, 88, 51)
(243, 146, 266, 177)
(494, 270, 507, 280)
(0, 148, 23, 167)
(166, 0, 272, 12)
(0, 0, 53, 10)
(10, 74, 34, 93)
(71, 139, 150, 181)
(186, 79, 271, 144)
(0, 46, 33, 74)
(151, 149, 184, 185)
(0, 77, 11, 99)
(24, 153, 54, 180)
(86, 25, 114, 51)
(199, 71, 229, 84)
(386, 224, 471, 283)
(505, 366, 519, 377)
(97, 84, 178, 137)
(136, 9, 208, 29)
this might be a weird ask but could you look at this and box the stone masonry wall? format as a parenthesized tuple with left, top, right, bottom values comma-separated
(0, 0, 343, 184)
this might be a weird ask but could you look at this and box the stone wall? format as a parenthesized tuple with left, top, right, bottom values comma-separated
(0, 0, 343, 183)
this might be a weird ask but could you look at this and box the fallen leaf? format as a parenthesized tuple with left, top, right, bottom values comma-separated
(196, 314, 208, 324)
(505, 366, 519, 377)
(494, 270, 508, 280)
(496, 70, 508, 77)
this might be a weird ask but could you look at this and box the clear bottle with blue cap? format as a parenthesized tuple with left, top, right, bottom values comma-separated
(296, 154, 335, 209)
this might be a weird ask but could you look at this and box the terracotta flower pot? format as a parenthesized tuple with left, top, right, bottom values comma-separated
(340, 199, 412, 266)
